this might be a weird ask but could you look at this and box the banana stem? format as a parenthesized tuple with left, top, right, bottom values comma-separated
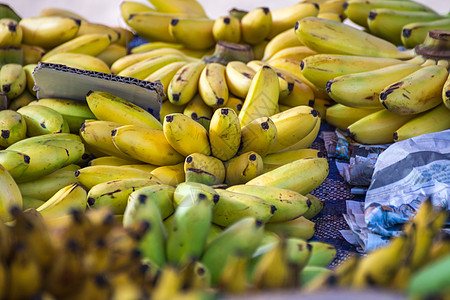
(415, 30, 450, 60)
(202, 41, 253, 65)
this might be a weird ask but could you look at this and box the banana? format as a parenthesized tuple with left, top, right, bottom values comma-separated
(202, 217, 265, 284)
(262, 28, 304, 61)
(227, 185, 310, 223)
(0, 109, 26, 147)
(167, 61, 206, 105)
(0, 150, 30, 179)
(209, 107, 241, 161)
(8, 90, 35, 111)
(38, 7, 89, 22)
(306, 241, 336, 267)
(262, 148, 322, 172)
(111, 124, 184, 166)
(128, 184, 175, 220)
(19, 16, 81, 49)
(42, 33, 111, 60)
(121, 164, 158, 173)
(344, 0, 437, 29)
(225, 151, 264, 185)
(0, 46, 23, 67)
(184, 153, 225, 183)
(21, 44, 44, 65)
(166, 196, 212, 265)
(147, 0, 207, 17)
(117, 54, 185, 79)
(80, 120, 136, 160)
(402, 19, 450, 48)
(238, 117, 277, 157)
(303, 194, 325, 219)
(394, 103, 450, 142)
(225, 61, 256, 99)
(269, 106, 319, 153)
(17, 104, 70, 136)
(123, 189, 166, 267)
(37, 183, 87, 219)
(443, 74, 450, 110)
(325, 104, 382, 131)
(317, 12, 344, 22)
(120, 1, 155, 24)
(0, 164, 22, 222)
(22, 63, 37, 96)
(212, 15, 241, 43)
(126, 11, 184, 43)
(87, 178, 159, 214)
(41, 52, 111, 73)
(169, 17, 215, 50)
(280, 117, 321, 151)
(380, 65, 448, 115)
(145, 61, 188, 96)
(217, 251, 249, 293)
(241, 7, 272, 44)
(247, 157, 329, 195)
(239, 66, 279, 126)
(95, 43, 128, 69)
(326, 63, 421, 108)
(185, 167, 219, 185)
(198, 62, 229, 108)
(225, 96, 244, 114)
(0, 18, 22, 47)
(268, 2, 319, 39)
(183, 93, 213, 126)
(151, 163, 185, 186)
(348, 108, 415, 144)
(300, 266, 332, 287)
(279, 78, 315, 108)
(173, 182, 219, 208)
(18, 165, 78, 201)
(75, 165, 158, 190)
(22, 196, 45, 210)
(112, 26, 133, 47)
(300, 54, 404, 95)
(163, 113, 211, 156)
(295, 17, 414, 59)
(75, 22, 120, 43)
(0, 63, 26, 99)
(267, 46, 317, 63)
(319, 0, 346, 15)
(213, 189, 275, 227)
(367, 9, 443, 46)
(265, 216, 315, 240)
(86, 90, 162, 129)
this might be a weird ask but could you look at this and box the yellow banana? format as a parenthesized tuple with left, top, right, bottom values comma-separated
(96, 43, 127, 67)
(241, 7, 272, 44)
(225, 96, 244, 115)
(38, 7, 88, 22)
(267, 46, 317, 63)
(209, 107, 241, 161)
(120, 164, 158, 173)
(17, 104, 69, 136)
(88, 156, 139, 166)
(212, 15, 241, 43)
(217, 252, 249, 294)
(262, 148, 322, 172)
(0, 63, 26, 99)
(443, 73, 450, 110)
(0, 18, 22, 47)
(168, 17, 215, 50)
(279, 78, 315, 108)
(126, 11, 183, 43)
(280, 117, 321, 151)
(225, 61, 256, 99)
(41, 52, 111, 73)
(198, 62, 228, 108)
(326, 63, 421, 108)
(227, 185, 310, 223)
(295, 17, 414, 59)
(239, 66, 279, 126)
(22, 63, 37, 96)
(19, 16, 81, 49)
(262, 28, 303, 61)
(145, 61, 188, 96)
(225, 151, 264, 185)
(86, 90, 162, 129)
(116, 54, 185, 79)
(163, 113, 211, 156)
(394, 104, 450, 142)
(184, 153, 225, 183)
(160, 99, 187, 120)
(265, 216, 315, 240)
(325, 104, 382, 131)
(302, 194, 325, 219)
(112, 26, 133, 47)
(268, 2, 319, 38)
(168, 61, 206, 105)
(42, 33, 111, 60)
(111, 124, 184, 166)
(0, 109, 26, 147)
(238, 117, 277, 157)
(269, 106, 319, 153)
(147, 0, 207, 17)
(150, 163, 185, 186)
(380, 65, 448, 115)
(75, 165, 159, 190)
(183, 93, 213, 127)
(0, 163, 22, 222)
(317, 12, 344, 22)
(37, 183, 87, 219)
(347, 109, 415, 144)
(0, 150, 30, 179)
(402, 18, 450, 49)
(75, 22, 120, 43)
(120, 0, 155, 24)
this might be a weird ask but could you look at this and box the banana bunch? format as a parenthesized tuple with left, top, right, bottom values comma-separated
(305, 199, 450, 299)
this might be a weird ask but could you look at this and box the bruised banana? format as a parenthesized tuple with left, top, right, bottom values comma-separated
(227, 185, 310, 223)
(167, 61, 205, 105)
(199, 62, 229, 108)
(86, 90, 162, 129)
(225, 151, 264, 185)
(184, 153, 225, 184)
(151, 163, 185, 186)
(209, 107, 241, 161)
(36, 183, 87, 219)
(0, 110, 27, 147)
(325, 104, 382, 131)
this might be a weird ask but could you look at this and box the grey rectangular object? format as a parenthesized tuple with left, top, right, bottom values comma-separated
(32, 63, 165, 119)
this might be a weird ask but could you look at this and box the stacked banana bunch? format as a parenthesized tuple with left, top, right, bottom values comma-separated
(292, 2, 450, 145)
(305, 199, 450, 299)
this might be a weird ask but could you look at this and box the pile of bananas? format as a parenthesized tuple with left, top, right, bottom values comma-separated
(306, 199, 450, 299)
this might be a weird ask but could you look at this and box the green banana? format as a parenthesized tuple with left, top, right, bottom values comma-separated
(224, 151, 264, 185)
(123, 189, 167, 267)
(227, 185, 310, 223)
(22, 196, 45, 210)
(286, 237, 313, 272)
(212, 189, 276, 227)
(185, 168, 219, 185)
(184, 153, 225, 184)
(36, 183, 87, 219)
(202, 217, 265, 285)
(306, 241, 337, 267)
(166, 196, 213, 265)
(401, 18, 450, 48)
(300, 266, 332, 287)
(128, 184, 175, 220)
(0, 109, 27, 147)
(302, 194, 325, 220)
(209, 107, 241, 161)
(0, 63, 26, 99)
(17, 104, 69, 136)
(265, 216, 315, 240)
(0, 163, 22, 222)
(0, 150, 30, 179)
(172, 182, 219, 208)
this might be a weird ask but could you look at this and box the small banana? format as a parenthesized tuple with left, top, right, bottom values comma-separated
(198, 62, 229, 108)
(184, 153, 225, 184)
(225, 96, 244, 115)
(241, 7, 272, 44)
(0, 109, 27, 147)
(183, 93, 213, 127)
(8, 90, 35, 111)
(0, 18, 22, 47)
(163, 113, 211, 156)
(147, 0, 207, 17)
(267, 46, 317, 63)
(128, 184, 175, 220)
(325, 104, 382, 131)
(217, 252, 249, 294)
(39, 7, 88, 22)
(238, 117, 277, 157)
(401, 18, 450, 48)
(225, 151, 264, 185)
(0, 63, 26, 99)
(120, 0, 154, 24)
(167, 61, 206, 105)
(209, 107, 241, 161)
(225, 61, 256, 99)
(265, 216, 315, 240)
(126, 11, 181, 43)
(212, 15, 241, 43)
(227, 185, 310, 223)
(36, 183, 87, 219)
(150, 163, 185, 186)
(168, 17, 215, 50)
(443, 73, 450, 110)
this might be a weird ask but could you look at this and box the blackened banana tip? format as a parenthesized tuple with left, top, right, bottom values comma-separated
(368, 11, 377, 20)
(171, 18, 179, 26)
(86, 90, 94, 97)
